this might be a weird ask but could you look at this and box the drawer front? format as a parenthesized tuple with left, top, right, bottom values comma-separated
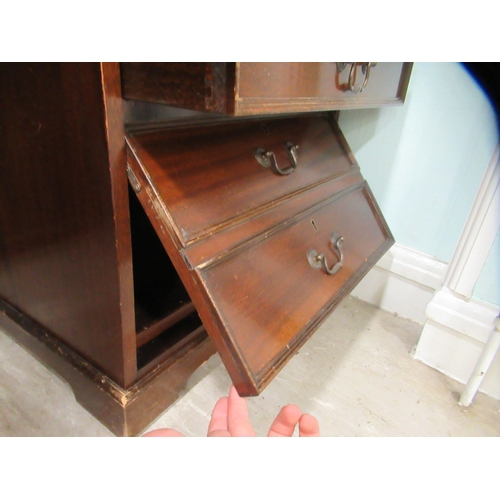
(127, 115, 356, 246)
(120, 62, 412, 116)
(126, 113, 393, 396)
(197, 183, 392, 394)
(235, 62, 412, 115)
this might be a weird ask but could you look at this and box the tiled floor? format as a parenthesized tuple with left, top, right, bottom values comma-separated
(1, 296, 499, 437)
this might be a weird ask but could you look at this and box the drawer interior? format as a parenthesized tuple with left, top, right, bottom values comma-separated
(128, 185, 206, 377)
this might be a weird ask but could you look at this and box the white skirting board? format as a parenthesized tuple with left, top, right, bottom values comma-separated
(413, 288, 500, 400)
(350, 243, 448, 324)
(350, 244, 500, 400)
(353, 149, 500, 401)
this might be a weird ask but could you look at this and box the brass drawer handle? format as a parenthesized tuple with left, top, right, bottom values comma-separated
(308, 233, 344, 275)
(255, 142, 299, 176)
(337, 62, 377, 94)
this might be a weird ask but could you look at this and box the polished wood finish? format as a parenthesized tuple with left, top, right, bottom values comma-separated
(0, 63, 136, 388)
(235, 62, 412, 114)
(127, 115, 355, 244)
(120, 62, 413, 116)
(101, 63, 138, 387)
(196, 182, 392, 395)
(1, 63, 402, 434)
(0, 63, 218, 434)
(120, 63, 234, 114)
(126, 114, 393, 395)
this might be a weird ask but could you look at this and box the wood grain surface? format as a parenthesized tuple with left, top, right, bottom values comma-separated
(126, 113, 394, 395)
(120, 62, 412, 115)
(0, 63, 136, 387)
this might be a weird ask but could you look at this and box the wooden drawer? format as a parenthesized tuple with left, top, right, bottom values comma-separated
(0, 63, 405, 436)
(194, 183, 392, 394)
(126, 114, 356, 245)
(120, 62, 412, 116)
(125, 112, 393, 396)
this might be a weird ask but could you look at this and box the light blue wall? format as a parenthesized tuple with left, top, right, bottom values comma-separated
(338, 62, 499, 304)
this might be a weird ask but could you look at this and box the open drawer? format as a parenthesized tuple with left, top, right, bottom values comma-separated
(126, 113, 393, 396)
(120, 62, 413, 115)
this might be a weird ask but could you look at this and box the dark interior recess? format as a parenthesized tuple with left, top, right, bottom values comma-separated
(128, 184, 192, 333)
(128, 184, 208, 375)
(136, 313, 204, 373)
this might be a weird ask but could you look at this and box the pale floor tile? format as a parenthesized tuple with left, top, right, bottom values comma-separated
(1, 296, 499, 437)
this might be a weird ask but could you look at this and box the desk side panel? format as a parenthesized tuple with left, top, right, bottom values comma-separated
(0, 63, 135, 387)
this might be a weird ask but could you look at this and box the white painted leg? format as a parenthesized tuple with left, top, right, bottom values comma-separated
(459, 314, 500, 407)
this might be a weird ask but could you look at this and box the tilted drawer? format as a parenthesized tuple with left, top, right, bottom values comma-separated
(125, 113, 393, 396)
(126, 114, 356, 245)
(194, 183, 392, 393)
